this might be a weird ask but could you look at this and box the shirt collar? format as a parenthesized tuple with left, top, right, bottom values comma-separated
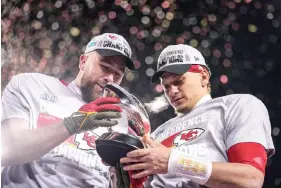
(177, 94, 212, 117)
(67, 81, 82, 98)
(193, 94, 212, 108)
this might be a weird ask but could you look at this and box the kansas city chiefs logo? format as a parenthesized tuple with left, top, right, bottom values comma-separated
(173, 128, 205, 146)
(107, 34, 118, 40)
(75, 131, 99, 150)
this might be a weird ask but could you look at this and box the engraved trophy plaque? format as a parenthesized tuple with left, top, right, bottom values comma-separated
(95, 83, 150, 166)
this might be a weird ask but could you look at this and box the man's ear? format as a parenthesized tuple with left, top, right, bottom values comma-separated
(79, 54, 87, 71)
(200, 69, 210, 88)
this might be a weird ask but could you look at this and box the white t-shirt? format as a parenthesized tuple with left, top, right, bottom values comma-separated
(145, 94, 275, 188)
(1, 73, 114, 188)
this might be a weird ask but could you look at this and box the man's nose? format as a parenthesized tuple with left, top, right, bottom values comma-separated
(168, 85, 179, 96)
(103, 73, 114, 83)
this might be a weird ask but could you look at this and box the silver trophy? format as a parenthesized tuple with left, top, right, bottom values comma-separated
(95, 83, 150, 166)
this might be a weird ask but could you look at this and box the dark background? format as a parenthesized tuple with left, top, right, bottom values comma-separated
(1, 0, 280, 187)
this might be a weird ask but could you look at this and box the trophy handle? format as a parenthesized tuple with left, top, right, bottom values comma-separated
(130, 94, 149, 120)
(103, 83, 137, 105)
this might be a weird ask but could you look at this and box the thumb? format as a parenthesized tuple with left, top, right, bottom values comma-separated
(142, 133, 158, 148)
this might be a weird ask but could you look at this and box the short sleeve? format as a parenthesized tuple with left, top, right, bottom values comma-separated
(225, 95, 275, 157)
(1, 75, 30, 122)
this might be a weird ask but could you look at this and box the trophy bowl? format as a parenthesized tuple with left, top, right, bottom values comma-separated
(95, 83, 150, 166)
(96, 132, 144, 166)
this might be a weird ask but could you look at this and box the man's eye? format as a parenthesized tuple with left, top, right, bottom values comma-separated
(101, 65, 109, 70)
(175, 80, 183, 85)
(115, 72, 122, 78)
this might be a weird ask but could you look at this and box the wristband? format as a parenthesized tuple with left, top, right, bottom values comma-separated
(168, 148, 212, 185)
(63, 112, 86, 135)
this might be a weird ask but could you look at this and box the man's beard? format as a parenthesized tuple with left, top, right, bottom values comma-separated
(175, 104, 191, 114)
(80, 83, 95, 103)
(174, 99, 192, 114)
(80, 78, 102, 103)
(80, 80, 115, 103)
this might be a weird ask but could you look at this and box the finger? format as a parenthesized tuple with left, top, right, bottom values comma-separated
(93, 119, 119, 127)
(93, 111, 121, 120)
(141, 135, 155, 148)
(123, 163, 148, 171)
(131, 170, 152, 179)
(95, 104, 122, 112)
(93, 97, 121, 105)
(141, 134, 149, 144)
(79, 103, 97, 112)
(126, 148, 151, 158)
(144, 135, 163, 148)
(120, 157, 142, 164)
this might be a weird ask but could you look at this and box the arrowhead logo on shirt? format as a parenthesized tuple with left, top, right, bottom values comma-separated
(75, 131, 99, 150)
(74, 127, 111, 150)
(161, 128, 205, 147)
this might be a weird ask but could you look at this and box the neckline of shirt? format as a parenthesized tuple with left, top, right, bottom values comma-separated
(67, 81, 82, 98)
(177, 94, 212, 117)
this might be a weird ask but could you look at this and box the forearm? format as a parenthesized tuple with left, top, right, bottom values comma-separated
(1, 121, 70, 166)
(205, 162, 264, 188)
(2, 97, 122, 167)
(168, 149, 264, 188)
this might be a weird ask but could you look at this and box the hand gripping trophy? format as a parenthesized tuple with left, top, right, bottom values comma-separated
(96, 83, 151, 188)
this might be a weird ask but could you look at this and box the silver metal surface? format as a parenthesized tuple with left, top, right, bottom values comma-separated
(102, 83, 150, 128)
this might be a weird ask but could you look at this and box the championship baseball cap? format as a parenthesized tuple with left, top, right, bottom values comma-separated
(85, 33, 135, 70)
(151, 44, 211, 83)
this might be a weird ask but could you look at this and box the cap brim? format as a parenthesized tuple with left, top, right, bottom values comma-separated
(151, 64, 191, 83)
(96, 49, 135, 70)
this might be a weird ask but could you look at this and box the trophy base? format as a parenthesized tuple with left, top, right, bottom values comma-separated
(96, 132, 144, 166)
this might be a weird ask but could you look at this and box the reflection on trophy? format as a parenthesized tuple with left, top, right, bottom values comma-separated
(96, 83, 151, 166)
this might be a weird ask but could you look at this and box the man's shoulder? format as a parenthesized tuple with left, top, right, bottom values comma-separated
(13, 73, 59, 85)
(14, 72, 56, 80)
(4, 73, 59, 91)
(213, 93, 255, 100)
(213, 94, 261, 106)
(212, 94, 268, 115)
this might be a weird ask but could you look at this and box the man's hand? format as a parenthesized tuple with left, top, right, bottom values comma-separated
(63, 97, 122, 135)
(120, 135, 171, 179)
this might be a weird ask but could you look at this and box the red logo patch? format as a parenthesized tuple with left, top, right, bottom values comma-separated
(108, 34, 118, 40)
(82, 132, 97, 148)
(173, 128, 205, 146)
(75, 131, 99, 150)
